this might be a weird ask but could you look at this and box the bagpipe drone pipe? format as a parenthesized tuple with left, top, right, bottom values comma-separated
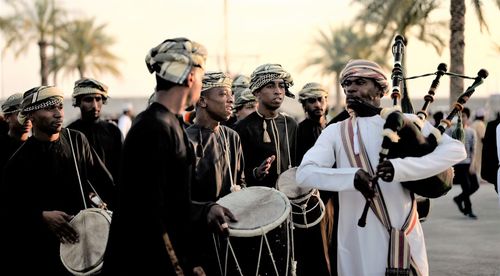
(358, 35, 488, 227)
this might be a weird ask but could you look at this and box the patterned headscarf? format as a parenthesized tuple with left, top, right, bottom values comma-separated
(339, 59, 389, 95)
(72, 78, 109, 106)
(249, 63, 295, 98)
(298, 82, 328, 102)
(201, 71, 233, 93)
(145, 37, 207, 84)
(18, 86, 64, 124)
(234, 88, 256, 109)
(1, 93, 23, 114)
(232, 74, 250, 100)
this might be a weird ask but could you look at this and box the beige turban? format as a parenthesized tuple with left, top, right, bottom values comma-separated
(72, 78, 109, 106)
(18, 86, 64, 124)
(201, 71, 233, 92)
(145, 37, 207, 84)
(234, 88, 256, 109)
(339, 59, 389, 95)
(249, 63, 294, 98)
(1, 93, 23, 114)
(232, 74, 250, 101)
(298, 82, 328, 102)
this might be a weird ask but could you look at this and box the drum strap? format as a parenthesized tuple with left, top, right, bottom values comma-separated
(341, 118, 422, 276)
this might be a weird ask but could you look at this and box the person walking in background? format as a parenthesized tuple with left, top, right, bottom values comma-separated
(470, 108, 486, 181)
(451, 107, 480, 219)
(103, 37, 235, 276)
(296, 59, 466, 276)
(0, 86, 114, 275)
(0, 93, 32, 185)
(117, 102, 134, 138)
(67, 78, 123, 182)
(186, 71, 246, 275)
(481, 110, 500, 192)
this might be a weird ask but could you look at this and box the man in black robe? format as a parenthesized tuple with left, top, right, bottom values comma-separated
(102, 38, 235, 276)
(186, 71, 246, 275)
(233, 63, 297, 188)
(481, 112, 500, 192)
(67, 78, 123, 182)
(0, 93, 32, 186)
(0, 86, 114, 275)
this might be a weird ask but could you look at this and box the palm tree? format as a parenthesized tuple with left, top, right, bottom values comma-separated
(0, 0, 66, 85)
(304, 26, 388, 115)
(49, 18, 121, 80)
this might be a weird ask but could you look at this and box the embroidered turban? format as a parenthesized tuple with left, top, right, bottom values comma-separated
(249, 63, 295, 98)
(339, 59, 389, 95)
(18, 86, 64, 124)
(298, 82, 328, 102)
(232, 74, 250, 101)
(72, 78, 109, 106)
(201, 71, 233, 92)
(234, 88, 256, 109)
(145, 37, 207, 84)
(1, 93, 23, 114)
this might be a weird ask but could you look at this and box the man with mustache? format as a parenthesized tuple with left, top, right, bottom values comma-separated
(0, 86, 114, 275)
(67, 78, 123, 182)
(186, 71, 246, 275)
(296, 59, 466, 276)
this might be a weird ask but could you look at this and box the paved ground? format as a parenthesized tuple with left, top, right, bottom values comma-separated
(422, 182, 500, 276)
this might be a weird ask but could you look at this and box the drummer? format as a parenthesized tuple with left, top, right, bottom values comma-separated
(233, 63, 298, 188)
(0, 86, 115, 275)
(186, 71, 246, 275)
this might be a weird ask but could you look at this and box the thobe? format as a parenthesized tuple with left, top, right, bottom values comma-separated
(297, 117, 324, 164)
(67, 118, 122, 182)
(234, 111, 297, 188)
(296, 114, 466, 276)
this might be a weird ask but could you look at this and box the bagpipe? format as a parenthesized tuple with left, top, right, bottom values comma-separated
(358, 35, 488, 227)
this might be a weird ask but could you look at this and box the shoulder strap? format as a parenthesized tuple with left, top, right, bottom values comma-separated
(66, 128, 88, 209)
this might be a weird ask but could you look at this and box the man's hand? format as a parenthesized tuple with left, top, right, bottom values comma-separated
(42, 210, 78, 244)
(207, 204, 237, 237)
(354, 169, 375, 199)
(254, 155, 276, 180)
(376, 160, 395, 182)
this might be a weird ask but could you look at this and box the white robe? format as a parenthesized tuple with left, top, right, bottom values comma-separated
(296, 114, 466, 276)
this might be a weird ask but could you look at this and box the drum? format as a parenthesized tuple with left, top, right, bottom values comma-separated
(216, 186, 294, 276)
(277, 167, 325, 228)
(60, 208, 112, 276)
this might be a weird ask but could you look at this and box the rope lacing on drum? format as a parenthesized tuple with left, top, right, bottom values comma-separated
(289, 189, 326, 229)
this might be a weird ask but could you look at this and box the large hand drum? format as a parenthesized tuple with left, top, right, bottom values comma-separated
(60, 208, 112, 275)
(216, 186, 294, 276)
(277, 167, 325, 228)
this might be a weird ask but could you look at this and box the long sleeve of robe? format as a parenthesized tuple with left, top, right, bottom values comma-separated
(296, 114, 466, 276)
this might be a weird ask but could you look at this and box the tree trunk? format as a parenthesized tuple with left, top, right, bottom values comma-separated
(449, 0, 465, 106)
(38, 40, 49, 85)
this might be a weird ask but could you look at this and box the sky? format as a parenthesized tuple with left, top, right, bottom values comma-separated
(1, 0, 499, 105)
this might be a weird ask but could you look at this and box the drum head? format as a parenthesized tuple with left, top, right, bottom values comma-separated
(60, 208, 112, 275)
(277, 167, 312, 199)
(217, 186, 291, 237)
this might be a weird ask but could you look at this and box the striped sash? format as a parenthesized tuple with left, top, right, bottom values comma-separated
(341, 117, 422, 276)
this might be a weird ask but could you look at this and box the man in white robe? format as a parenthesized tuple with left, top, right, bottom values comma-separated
(296, 59, 466, 276)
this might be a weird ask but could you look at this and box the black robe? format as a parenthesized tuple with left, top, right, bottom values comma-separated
(0, 128, 114, 275)
(102, 102, 211, 276)
(481, 117, 500, 191)
(67, 118, 123, 183)
(0, 134, 25, 187)
(233, 111, 297, 188)
(297, 118, 324, 164)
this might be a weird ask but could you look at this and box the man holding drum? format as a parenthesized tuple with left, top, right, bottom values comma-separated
(296, 59, 466, 276)
(0, 86, 115, 275)
(102, 38, 235, 276)
(186, 71, 246, 275)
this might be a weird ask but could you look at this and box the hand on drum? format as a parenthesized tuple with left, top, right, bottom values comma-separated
(207, 204, 237, 237)
(354, 169, 376, 199)
(376, 160, 395, 182)
(42, 210, 79, 244)
(254, 155, 276, 180)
